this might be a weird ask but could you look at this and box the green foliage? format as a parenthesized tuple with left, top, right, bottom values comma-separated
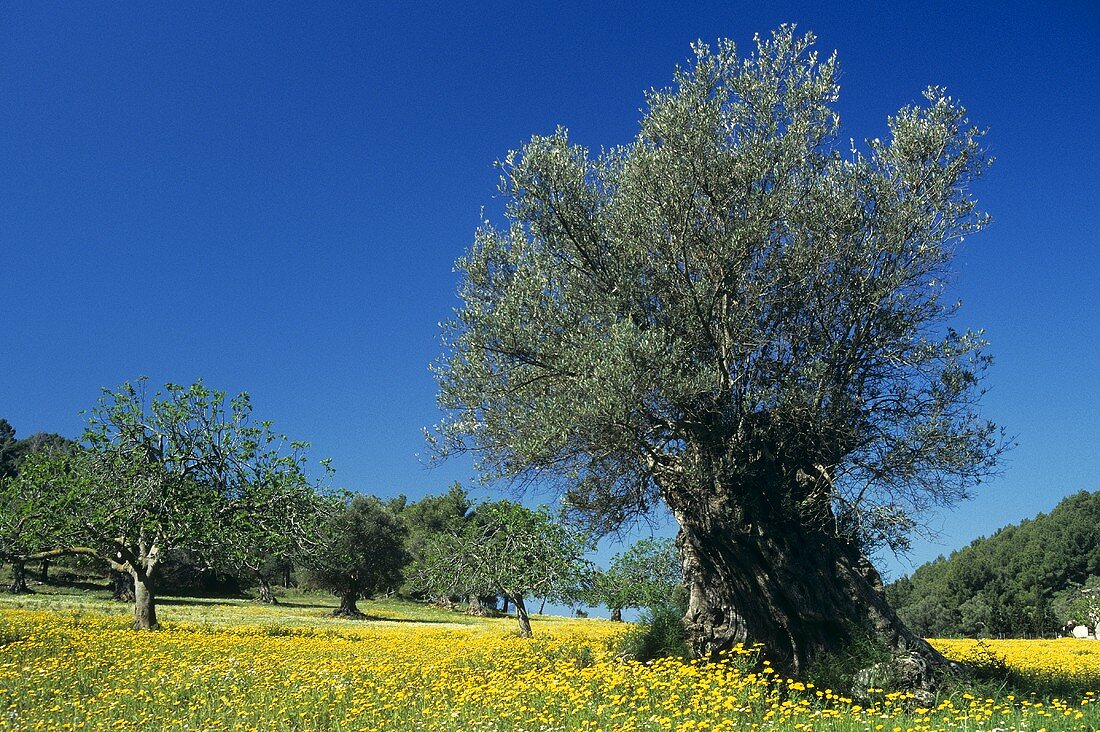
(618, 599, 691, 663)
(615, 577, 690, 662)
(0, 420, 76, 568)
(886, 490, 1100, 637)
(408, 500, 591, 614)
(0, 440, 78, 569)
(305, 495, 408, 603)
(1052, 576, 1100, 629)
(0, 420, 15, 480)
(588, 537, 680, 614)
(390, 484, 472, 595)
(0, 419, 72, 481)
(1, 380, 328, 622)
(433, 25, 1004, 564)
(802, 630, 893, 695)
(431, 25, 1009, 670)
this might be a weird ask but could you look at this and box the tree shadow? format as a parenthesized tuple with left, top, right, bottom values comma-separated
(157, 597, 243, 608)
(272, 599, 336, 610)
(327, 612, 474, 625)
(39, 577, 106, 593)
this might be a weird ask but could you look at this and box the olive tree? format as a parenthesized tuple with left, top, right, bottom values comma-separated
(0, 461, 74, 594)
(409, 501, 591, 636)
(15, 379, 327, 629)
(306, 494, 408, 617)
(432, 27, 1006, 679)
(590, 537, 681, 621)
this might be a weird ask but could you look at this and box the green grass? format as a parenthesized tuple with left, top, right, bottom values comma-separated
(0, 576, 565, 632)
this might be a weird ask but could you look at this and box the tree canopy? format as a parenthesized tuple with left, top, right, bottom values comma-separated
(0, 419, 76, 592)
(432, 26, 1005, 679)
(2, 380, 328, 629)
(307, 494, 408, 617)
(408, 500, 591, 636)
(588, 537, 682, 621)
(0, 419, 71, 480)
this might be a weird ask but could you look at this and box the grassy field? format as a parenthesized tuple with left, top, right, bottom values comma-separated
(1, 587, 1099, 731)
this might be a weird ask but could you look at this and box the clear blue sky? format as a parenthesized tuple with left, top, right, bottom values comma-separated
(2, 2, 1097, 581)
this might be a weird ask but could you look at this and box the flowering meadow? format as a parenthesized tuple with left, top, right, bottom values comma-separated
(1, 598, 1098, 732)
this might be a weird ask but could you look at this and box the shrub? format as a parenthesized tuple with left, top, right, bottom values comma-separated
(618, 602, 691, 662)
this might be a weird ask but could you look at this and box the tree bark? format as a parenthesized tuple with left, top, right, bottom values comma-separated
(256, 576, 279, 604)
(501, 597, 509, 614)
(610, 607, 623, 622)
(466, 594, 487, 616)
(112, 569, 135, 602)
(513, 595, 532, 637)
(131, 568, 160, 630)
(7, 560, 31, 594)
(673, 500, 948, 685)
(333, 590, 363, 617)
(39, 559, 49, 582)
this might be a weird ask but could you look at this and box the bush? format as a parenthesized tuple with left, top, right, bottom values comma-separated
(803, 631, 893, 695)
(618, 602, 691, 662)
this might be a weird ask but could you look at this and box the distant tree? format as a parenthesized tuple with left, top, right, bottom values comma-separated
(0, 425, 76, 592)
(590, 537, 681, 621)
(0, 420, 19, 479)
(390, 484, 477, 605)
(0, 466, 70, 593)
(0, 420, 72, 480)
(1054, 577, 1100, 633)
(217, 465, 330, 604)
(409, 501, 591, 636)
(432, 27, 1007, 677)
(398, 484, 473, 568)
(306, 494, 408, 617)
(5, 379, 327, 629)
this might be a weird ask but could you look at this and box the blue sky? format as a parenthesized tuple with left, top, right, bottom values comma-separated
(2, 2, 1098, 583)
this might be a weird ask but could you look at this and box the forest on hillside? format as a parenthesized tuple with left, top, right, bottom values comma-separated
(886, 490, 1100, 638)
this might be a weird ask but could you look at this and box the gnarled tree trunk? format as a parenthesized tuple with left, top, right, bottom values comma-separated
(333, 590, 363, 617)
(672, 493, 948, 685)
(466, 594, 487, 616)
(513, 595, 532, 637)
(610, 607, 623, 622)
(8, 560, 31, 594)
(255, 576, 279, 604)
(112, 569, 135, 602)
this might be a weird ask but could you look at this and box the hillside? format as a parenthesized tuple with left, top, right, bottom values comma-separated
(886, 490, 1100, 637)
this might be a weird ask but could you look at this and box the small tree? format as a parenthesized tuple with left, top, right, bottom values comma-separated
(0, 472, 71, 594)
(1055, 578, 1100, 634)
(0, 426, 76, 593)
(393, 483, 472, 599)
(218, 462, 332, 604)
(9, 379, 326, 629)
(307, 494, 408, 617)
(409, 501, 591, 636)
(591, 537, 681, 621)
